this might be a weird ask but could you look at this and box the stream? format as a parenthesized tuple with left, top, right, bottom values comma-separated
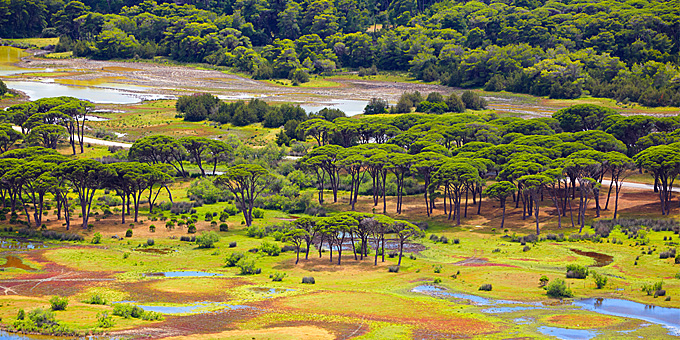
(412, 284, 680, 337)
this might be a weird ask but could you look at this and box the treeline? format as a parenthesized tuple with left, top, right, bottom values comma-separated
(4, 0, 680, 105)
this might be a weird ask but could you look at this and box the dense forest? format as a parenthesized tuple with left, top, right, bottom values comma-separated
(2, 0, 680, 105)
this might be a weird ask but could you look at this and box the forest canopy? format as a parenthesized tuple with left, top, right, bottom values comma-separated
(2, 0, 680, 106)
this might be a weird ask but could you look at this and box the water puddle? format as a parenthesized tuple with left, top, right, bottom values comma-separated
(133, 248, 175, 255)
(300, 99, 369, 116)
(144, 271, 223, 278)
(113, 301, 250, 314)
(85, 116, 110, 121)
(411, 285, 525, 306)
(574, 298, 680, 336)
(570, 248, 614, 267)
(0, 238, 46, 250)
(0, 255, 35, 271)
(247, 287, 294, 297)
(537, 326, 598, 339)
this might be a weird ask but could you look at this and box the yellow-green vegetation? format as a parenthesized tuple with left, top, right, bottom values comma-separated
(4, 38, 58, 48)
(42, 51, 73, 59)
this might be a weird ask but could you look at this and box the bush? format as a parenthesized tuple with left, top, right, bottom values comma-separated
(196, 231, 220, 248)
(479, 284, 493, 291)
(84, 295, 107, 305)
(388, 265, 399, 273)
(592, 272, 608, 289)
(236, 258, 260, 275)
(92, 232, 102, 244)
(225, 252, 245, 267)
(229, 241, 237, 248)
(147, 238, 154, 246)
(433, 265, 442, 273)
(271, 272, 286, 282)
(187, 224, 197, 233)
(252, 208, 265, 219)
(642, 281, 663, 296)
(546, 278, 573, 298)
(17, 309, 25, 320)
(149, 225, 156, 232)
(302, 276, 315, 284)
(96, 312, 114, 328)
(540, 275, 549, 287)
(655, 289, 666, 298)
(566, 264, 589, 279)
(259, 241, 281, 256)
(453, 238, 460, 244)
(125, 229, 133, 238)
(112, 304, 162, 320)
(50, 296, 68, 311)
(219, 223, 229, 232)
(523, 245, 531, 252)
(246, 226, 266, 238)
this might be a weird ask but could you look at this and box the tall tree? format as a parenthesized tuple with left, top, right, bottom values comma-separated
(518, 174, 552, 235)
(55, 159, 114, 229)
(393, 220, 423, 267)
(215, 164, 269, 226)
(483, 181, 516, 230)
(634, 144, 680, 216)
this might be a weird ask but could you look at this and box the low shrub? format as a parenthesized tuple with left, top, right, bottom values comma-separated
(453, 238, 460, 244)
(187, 224, 197, 233)
(149, 225, 156, 232)
(388, 265, 399, 273)
(592, 272, 608, 289)
(654, 289, 666, 298)
(196, 231, 219, 248)
(642, 281, 663, 296)
(259, 241, 281, 256)
(125, 229, 133, 238)
(479, 284, 492, 291)
(271, 272, 286, 282)
(49, 296, 68, 311)
(91, 232, 102, 244)
(523, 245, 531, 252)
(433, 264, 442, 273)
(546, 278, 573, 298)
(302, 276, 315, 284)
(388, 251, 398, 258)
(252, 208, 265, 219)
(540, 275, 549, 287)
(236, 258, 260, 275)
(229, 241, 237, 248)
(84, 295, 106, 305)
(566, 264, 589, 279)
(225, 252, 245, 267)
(96, 312, 114, 328)
(112, 303, 163, 320)
(147, 238, 154, 246)
(219, 223, 228, 232)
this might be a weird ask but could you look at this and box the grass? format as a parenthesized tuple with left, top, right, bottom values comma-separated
(264, 77, 342, 88)
(4, 38, 58, 48)
(43, 51, 73, 59)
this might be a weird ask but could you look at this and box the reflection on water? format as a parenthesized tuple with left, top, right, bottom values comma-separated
(3, 81, 171, 104)
(0, 46, 33, 76)
(0, 255, 35, 271)
(0, 238, 46, 250)
(574, 298, 680, 336)
(144, 271, 223, 277)
(300, 99, 369, 116)
(536, 326, 598, 340)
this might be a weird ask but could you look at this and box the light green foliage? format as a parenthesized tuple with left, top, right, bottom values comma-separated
(546, 278, 573, 298)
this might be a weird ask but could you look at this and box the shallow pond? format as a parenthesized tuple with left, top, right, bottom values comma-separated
(300, 99, 369, 116)
(0, 238, 46, 250)
(0, 255, 35, 271)
(114, 301, 251, 314)
(570, 248, 614, 267)
(144, 271, 223, 278)
(412, 285, 680, 337)
(3, 81, 171, 104)
(537, 326, 598, 340)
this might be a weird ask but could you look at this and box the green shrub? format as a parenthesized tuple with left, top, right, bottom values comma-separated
(433, 265, 442, 273)
(96, 312, 114, 328)
(112, 304, 144, 318)
(566, 264, 588, 279)
(592, 272, 608, 289)
(196, 231, 219, 248)
(149, 225, 156, 232)
(83, 294, 107, 305)
(271, 231, 284, 241)
(479, 284, 492, 291)
(642, 281, 663, 296)
(91, 232, 102, 244)
(225, 252, 245, 267)
(236, 258, 260, 275)
(252, 208, 265, 219)
(125, 229, 133, 237)
(246, 226, 265, 238)
(302, 276, 315, 284)
(229, 241, 237, 248)
(259, 241, 281, 256)
(388, 265, 399, 273)
(546, 278, 573, 298)
(271, 272, 286, 282)
(147, 238, 154, 246)
(17, 309, 25, 320)
(187, 224, 196, 233)
(49, 296, 68, 311)
(540, 275, 549, 287)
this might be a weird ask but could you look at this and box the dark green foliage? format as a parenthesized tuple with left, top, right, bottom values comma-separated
(236, 258, 260, 275)
(187, 224, 197, 234)
(0, 80, 7, 96)
(225, 252, 245, 267)
(125, 229, 132, 237)
(84, 295, 106, 305)
(388, 266, 399, 273)
(112, 304, 163, 320)
(363, 98, 389, 115)
(546, 279, 573, 298)
(592, 272, 608, 289)
(49, 296, 68, 311)
(642, 282, 664, 296)
(96, 312, 114, 328)
(566, 264, 589, 279)
(259, 241, 281, 256)
(196, 231, 219, 248)
(302, 276, 315, 284)
(219, 223, 229, 232)
(479, 284, 492, 291)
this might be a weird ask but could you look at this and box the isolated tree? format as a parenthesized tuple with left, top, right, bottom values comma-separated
(393, 220, 424, 267)
(55, 159, 114, 229)
(297, 118, 334, 146)
(215, 164, 269, 226)
(293, 216, 318, 260)
(284, 228, 308, 264)
(634, 144, 680, 215)
(206, 140, 234, 175)
(483, 181, 517, 230)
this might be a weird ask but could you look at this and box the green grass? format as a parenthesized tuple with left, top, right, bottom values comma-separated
(4, 37, 58, 48)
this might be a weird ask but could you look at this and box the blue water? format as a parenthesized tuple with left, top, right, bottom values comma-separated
(537, 326, 598, 339)
(574, 298, 680, 336)
(482, 306, 544, 313)
(0, 238, 46, 250)
(144, 271, 223, 277)
(411, 285, 527, 306)
(300, 99, 369, 117)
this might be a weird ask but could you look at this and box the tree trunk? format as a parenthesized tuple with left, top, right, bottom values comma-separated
(397, 240, 404, 266)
